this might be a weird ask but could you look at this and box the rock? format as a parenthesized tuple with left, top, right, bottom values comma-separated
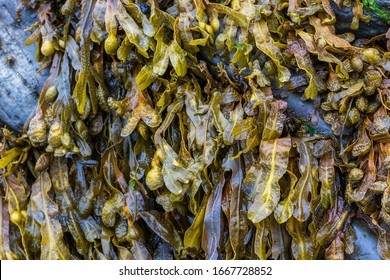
(271, 84, 334, 137)
(332, 0, 390, 38)
(283, 92, 333, 136)
(0, 0, 46, 132)
(346, 218, 381, 260)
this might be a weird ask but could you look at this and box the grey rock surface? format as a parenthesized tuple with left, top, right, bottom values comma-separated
(0, 0, 45, 131)
(346, 219, 381, 260)
(332, 0, 390, 38)
(272, 84, 334, 137)
(283, 92, 333, 136)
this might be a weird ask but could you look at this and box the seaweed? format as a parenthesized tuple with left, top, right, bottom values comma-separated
(0, 0, 390, 260)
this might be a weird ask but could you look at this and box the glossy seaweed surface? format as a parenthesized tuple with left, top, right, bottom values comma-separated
(0, 0, 390, 260)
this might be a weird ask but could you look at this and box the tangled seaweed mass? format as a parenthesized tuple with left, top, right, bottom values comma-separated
(1, 0, 390, 260)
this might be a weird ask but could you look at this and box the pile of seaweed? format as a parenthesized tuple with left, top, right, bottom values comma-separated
(1, 0, 390, 260)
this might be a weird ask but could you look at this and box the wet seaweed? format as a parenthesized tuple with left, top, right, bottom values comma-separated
(0, 0, 390, 260)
